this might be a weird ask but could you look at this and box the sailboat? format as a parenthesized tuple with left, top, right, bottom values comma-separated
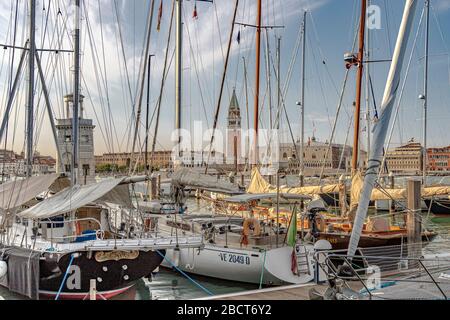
(140, 0, 326, 286)
(0, 0, 202, 300)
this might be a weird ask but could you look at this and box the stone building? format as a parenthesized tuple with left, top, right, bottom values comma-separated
(427, 146, 450, 172)
(385, 141, 423, 175)
(279, 136, 366, 175)
(56, 94, 96, 184)
(95, 151, 173, 170)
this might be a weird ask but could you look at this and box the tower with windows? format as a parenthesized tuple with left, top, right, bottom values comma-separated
(56, 94, 95, 185)
(227, 89, 242, 165)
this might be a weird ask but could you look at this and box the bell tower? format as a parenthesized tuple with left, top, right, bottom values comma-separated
(227, 89, 242, 165)
(56, 94, 96, 185)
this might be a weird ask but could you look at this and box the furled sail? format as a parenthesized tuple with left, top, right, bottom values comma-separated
(348, 0, 418, 257)
(18, 178, 132, 220)
(249, 168, 450, 202)
(247, 168, 340, 195)
(0, 174, 69, 211)
(171, 168, 243, 194)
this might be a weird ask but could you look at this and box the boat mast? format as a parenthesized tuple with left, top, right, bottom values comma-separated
(72, 0, 81, 185)
(26, 0, 36, 178)
(422, 0, 429, 184)
(145, 54, 155, 176)
(348, 0, 418, 257)
(265, 30, 273, 132)
(299, 10, 307, 178)
(175, 0, 183, 164)
(204, 0, 239, 174)
(253, 0, 262, 167)
(365, 0, 371, 164)
(277, 37, 281, 131)
(351, 0, 367, 176)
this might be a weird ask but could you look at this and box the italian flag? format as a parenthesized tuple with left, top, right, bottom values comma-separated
(287, 211, 298, 275)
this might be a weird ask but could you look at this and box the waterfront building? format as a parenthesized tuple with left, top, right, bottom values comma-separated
(95, 151, 173, 170)
(385, 141, 423, 175)
(427, 146, 450, 172)
(279, 137, 367, 175)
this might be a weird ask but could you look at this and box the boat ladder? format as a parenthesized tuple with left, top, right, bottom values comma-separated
(296, 245, 311, 275)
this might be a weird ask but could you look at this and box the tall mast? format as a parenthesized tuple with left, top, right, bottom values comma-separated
(299, 10, 307, 176)
(175, 0, 183, 162)
(277, 37, 281, 131)
(265, 30, 273, 131)
(365, 0, 371, 163)
(351, 0, 367, 175)
(26, 0, 36, 177)
(72, 0, 81, 185)
(422, 0, 429, 184)
(145, 54, 154, 176)
(253, 0, 262, 167)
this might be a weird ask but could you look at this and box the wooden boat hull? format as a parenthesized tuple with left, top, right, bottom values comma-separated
(38, 249, 165, 300)
(303, 231, 437, 250)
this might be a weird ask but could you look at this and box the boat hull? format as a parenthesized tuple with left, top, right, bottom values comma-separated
(307, 232, 437, 250)
(424, 199, 450, 215)
(162, 245, 314, 286)
(38, 249, 165, 300)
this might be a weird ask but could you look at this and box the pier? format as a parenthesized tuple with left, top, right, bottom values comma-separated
(198, 283, 364, 300)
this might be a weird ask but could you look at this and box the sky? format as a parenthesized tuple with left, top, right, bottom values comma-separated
(0, 0, 449, 158)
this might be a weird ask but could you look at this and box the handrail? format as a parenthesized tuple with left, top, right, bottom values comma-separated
(47, 230, 105, 242)
(42, 217, 102, 230)
(314, 249, 450, 300)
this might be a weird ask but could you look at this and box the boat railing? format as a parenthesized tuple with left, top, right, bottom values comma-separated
(313, 244, 450, 300)
(41, 218, 105, 246)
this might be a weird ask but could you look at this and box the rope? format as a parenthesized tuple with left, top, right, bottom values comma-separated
(259, 249, 267, 289)
(55, 254, 76, 300)
(155, 250, 214, 296)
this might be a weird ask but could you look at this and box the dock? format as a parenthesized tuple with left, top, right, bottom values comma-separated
(197, 283, 328, 300)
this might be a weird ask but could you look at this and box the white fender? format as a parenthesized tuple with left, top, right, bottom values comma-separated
(0, 260, 7, 279)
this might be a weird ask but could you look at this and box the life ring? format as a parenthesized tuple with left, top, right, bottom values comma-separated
(242, 218, 262, 237)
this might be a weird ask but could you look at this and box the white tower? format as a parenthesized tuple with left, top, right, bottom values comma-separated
(227, 89, 242, 165)
(56, 94, 95, 185)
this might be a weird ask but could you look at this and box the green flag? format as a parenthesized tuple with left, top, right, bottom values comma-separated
(287, 210, 297, 247)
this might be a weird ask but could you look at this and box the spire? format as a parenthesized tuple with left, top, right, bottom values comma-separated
(227, 88, 241, 128)
(229, 88, 240, 111)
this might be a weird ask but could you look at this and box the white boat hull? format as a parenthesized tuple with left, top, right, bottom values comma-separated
(162, 245, 315, 286)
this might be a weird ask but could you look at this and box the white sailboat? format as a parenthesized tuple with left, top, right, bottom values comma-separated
(149, 169, 322, 285)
